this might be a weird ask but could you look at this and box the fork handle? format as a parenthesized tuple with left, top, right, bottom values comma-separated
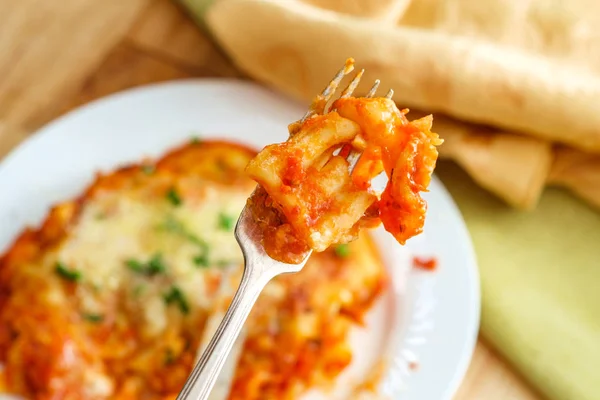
(176, 267, 274, 400)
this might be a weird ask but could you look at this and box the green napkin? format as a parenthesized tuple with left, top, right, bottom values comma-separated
(178, 3, 600, 399)
(437, 161, 600, 400)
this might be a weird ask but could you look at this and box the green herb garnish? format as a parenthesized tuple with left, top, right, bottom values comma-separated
(191, 136, 202, 144)
(82, 313, 104, 323)
(218, 212, 235, 231)
(164, 348, 177, 365)
(55, 262, 81, 282)
(166, 187, 182, 206)
(141, 165, 155, 175)
(125, 253, 166, 276)
(159, 216, 211, 267)
(147, 253, 167, 275)
(160, 216, 205, 246)
(333, 244, 351, 258)
(163, 286, 190, 315)
(193, 239, 211, 268)
(126, 259, 145, 273)
(193, 254, 209, 267)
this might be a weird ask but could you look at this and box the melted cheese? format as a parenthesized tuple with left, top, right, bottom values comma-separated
(54, 181, 249, 338)
(0, 142, 387, 399)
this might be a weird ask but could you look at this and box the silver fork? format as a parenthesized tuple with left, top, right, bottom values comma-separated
(176, 62, 393, 400)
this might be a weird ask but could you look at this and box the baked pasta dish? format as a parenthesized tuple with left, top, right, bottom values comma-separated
(246, 59, 442, 263)
(0, 140, 387, 400)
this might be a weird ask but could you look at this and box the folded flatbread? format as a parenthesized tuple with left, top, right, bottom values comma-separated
(196, 0, 600, 209)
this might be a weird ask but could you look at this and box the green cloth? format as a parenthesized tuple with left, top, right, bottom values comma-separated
(437, 161, 600, 400)
(178, 3, 600, 399)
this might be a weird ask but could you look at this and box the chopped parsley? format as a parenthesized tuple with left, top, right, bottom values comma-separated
(125, 253, 166, 276)
(160, 216, 205, 245)
(141, 165, 155, 175)
(82, 313, 104, 323)
(55, 262, 81, 282)
(163, 286, 190, 315)
(218, 212, 235, 231)
(164, 348, 177, 365)
(193, 253, 209, 268)
(126, 259, 145, 273)
(192, 238, 211, 268)
(159, 215, 211, 268)
(334, 244, 351, 258)
(147, 253, 167, 275)
(190, 136, 202, 144)
(166, 187, 182, 206)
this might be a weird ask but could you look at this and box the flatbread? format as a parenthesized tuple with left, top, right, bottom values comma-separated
(201, 0, 600, 209)
(206, 0, 600, 152)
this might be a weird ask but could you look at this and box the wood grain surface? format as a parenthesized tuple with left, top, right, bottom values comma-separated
(0, 0, 542, 399)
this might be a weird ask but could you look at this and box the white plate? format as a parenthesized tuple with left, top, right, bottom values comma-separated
(0, 80, 480, 400)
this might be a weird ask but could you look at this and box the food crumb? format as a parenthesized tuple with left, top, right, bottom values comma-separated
(412, 256, 437, 271)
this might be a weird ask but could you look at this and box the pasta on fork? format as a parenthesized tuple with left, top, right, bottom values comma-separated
(246, 59, 443, 264)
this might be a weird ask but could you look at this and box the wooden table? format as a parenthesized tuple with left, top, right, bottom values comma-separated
(0, 1, 542, 399)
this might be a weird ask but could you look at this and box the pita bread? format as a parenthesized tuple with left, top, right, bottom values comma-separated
(203, 0, 600, 209)
(435, 116, 552, 209)
(206, 0, 600, 151)
(548, 147, 600, 209)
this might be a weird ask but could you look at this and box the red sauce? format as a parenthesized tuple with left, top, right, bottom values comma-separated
(412, 256, 437, 271)
(246, 95, 442, 264)
(335, 97, 440, 246)
(281, 149, 305, 186)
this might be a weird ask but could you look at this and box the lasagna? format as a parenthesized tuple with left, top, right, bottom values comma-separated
(0, 140, 387, 399)
(246, 81, 442, 264)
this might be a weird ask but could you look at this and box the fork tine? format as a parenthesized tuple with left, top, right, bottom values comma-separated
(294, 61, 396, 177)
(340, 69, 364, 98)
(300, 60, 355, 123)
(296, 60, 394, 143)
(322, 62, 355, 103)
(365, 80, 380, 98)
(346, 151, 361, 172)
(342, 76, 378, 172)
(346, 79, 380, 171)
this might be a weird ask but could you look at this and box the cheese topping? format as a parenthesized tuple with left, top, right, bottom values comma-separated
(54, 181, 249, 338)
(0, 140, 388, 400)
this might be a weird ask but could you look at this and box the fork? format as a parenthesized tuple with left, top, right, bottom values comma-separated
(176, 61, 393, 400)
